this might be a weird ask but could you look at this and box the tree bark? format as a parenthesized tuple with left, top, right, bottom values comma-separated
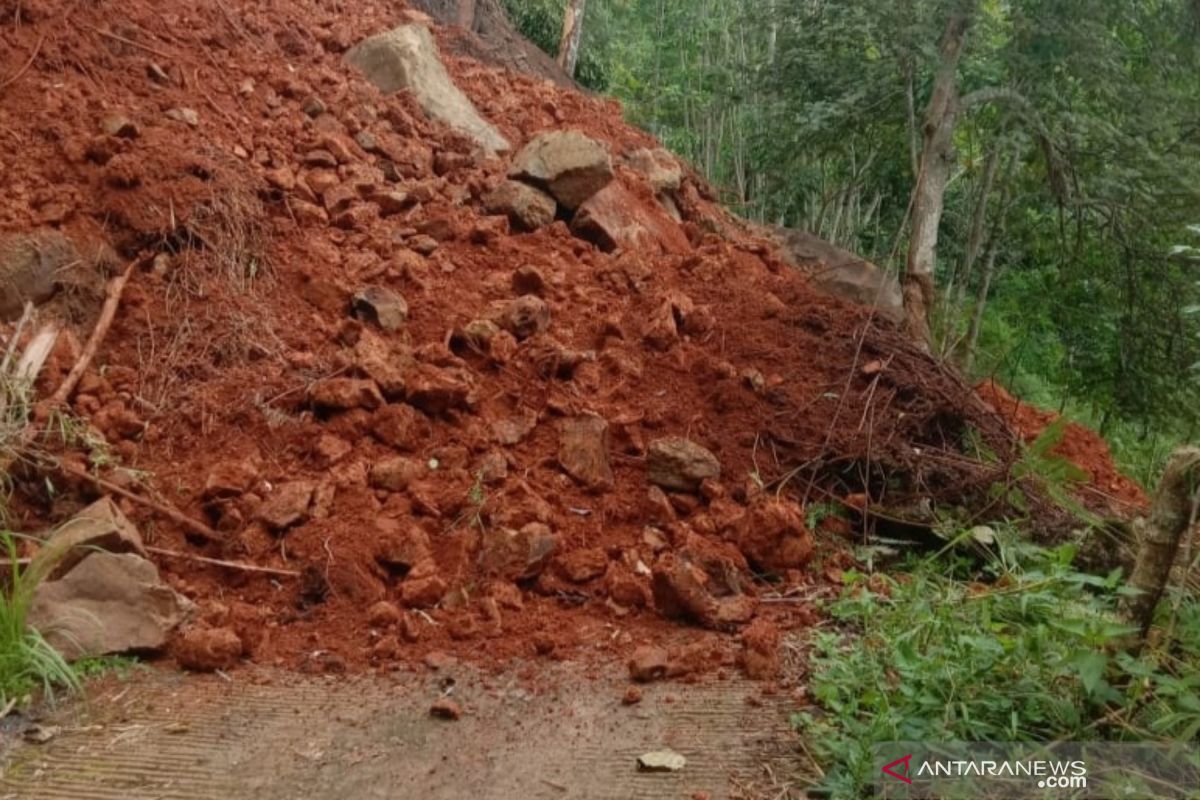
(1123, 447, 1200, 638)
(903, 10, 973, 345)
(556, 0, 587, 77)
(951, 146, 1000, 311)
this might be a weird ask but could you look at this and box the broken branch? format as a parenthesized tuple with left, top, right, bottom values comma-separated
(146, 546, 299, 577)
(58, 463, 221, 544)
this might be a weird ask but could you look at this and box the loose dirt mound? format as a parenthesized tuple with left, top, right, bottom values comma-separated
(975, 381, 1148, 513)
(2, 0, 1027, 674)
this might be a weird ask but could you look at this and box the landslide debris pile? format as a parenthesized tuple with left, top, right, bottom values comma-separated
(1, 0, 1026, 673)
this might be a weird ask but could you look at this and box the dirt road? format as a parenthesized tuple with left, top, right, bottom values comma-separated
(1, 662, 807, 799)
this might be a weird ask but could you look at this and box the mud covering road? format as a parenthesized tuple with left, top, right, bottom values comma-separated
(0, 664, 808, 799)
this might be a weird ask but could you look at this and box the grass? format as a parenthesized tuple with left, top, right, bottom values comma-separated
(793, 533, 1200, 798)
(0, 531, 80, 706)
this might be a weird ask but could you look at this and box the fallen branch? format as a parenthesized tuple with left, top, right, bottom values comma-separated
(146, 546, 299, 577)
(58, 463, 221, 544)
(50, 258, 138, 408)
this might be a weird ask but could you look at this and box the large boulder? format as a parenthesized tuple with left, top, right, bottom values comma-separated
(0, 231, 77, 320)
(345, 25, 509, 154)
(509, 131, 613, 210)
(29, 552, 193, 659)
(571, 182, 691, 255)
(767, 226, 903, 320)
(483, 180, 557, 231)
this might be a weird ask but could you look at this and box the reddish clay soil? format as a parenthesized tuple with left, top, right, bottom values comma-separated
(0, 0, 1074, 676)
(975, 381, 1148, 513)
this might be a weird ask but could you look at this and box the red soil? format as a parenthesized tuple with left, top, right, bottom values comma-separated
(975, 381, 1148, 513)
(2, 0, 1023, 675)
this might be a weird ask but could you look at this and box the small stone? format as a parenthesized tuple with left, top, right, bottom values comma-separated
(628, 645, 670, 682)
(203, 459, 259, 499)
(400, 573, 447, 608)
(409, 234, 439, 255)
(557, 415, 613, 492)
(165, 107, 199, 126)
(174, 626, 243, 672)
(370, 404, 425, 450)
(368, 456, 424, 492)
(637, 750, 686, 773)
(512, 265, 546, 296)
(100, 114, 139, 138)
(556, 548, 608, 583)
(367, 600, 403, 628)
(254, 481, 314, 532)
(309, 378, 384, 411)
(497, 295, 550, 340)
(647, 438, 721, 493)
(621, 686, 643, 705)
(351, 286, 408, 331)
(430, 697, 462, 720)
(301, 94, 327, 117)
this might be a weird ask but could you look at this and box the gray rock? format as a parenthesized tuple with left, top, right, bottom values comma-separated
(164, 107, 199, 126)
(509, 130, 613, 210)
(483, 180, 557, 231)
(637, 750, 687, 772)
(44, 497, 147, 579)
(623, 148, 682, 194)
(345, 25, 509, 154)
(0, 231, 77, 320)
(647, 438, 721, 492)
(352, 286, 409, 331)
(29, 552, 193, 660)
(767, 226, 903, 320)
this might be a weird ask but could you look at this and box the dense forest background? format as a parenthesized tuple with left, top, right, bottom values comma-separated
(500, 0, 1200, 485)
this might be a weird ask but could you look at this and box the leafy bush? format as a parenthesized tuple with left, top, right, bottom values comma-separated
(795, 538, 1200, 798)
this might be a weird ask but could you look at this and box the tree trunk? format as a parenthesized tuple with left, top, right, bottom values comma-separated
(556, 0, 587, 77)
(1123, 447, 1200, 638)
(961, 225, 1001, 374)
(903, 10, 973, 345)
(951, 147, 1000, 312)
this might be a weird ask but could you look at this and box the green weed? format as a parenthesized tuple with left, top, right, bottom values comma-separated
(794, 536, 1200, 798)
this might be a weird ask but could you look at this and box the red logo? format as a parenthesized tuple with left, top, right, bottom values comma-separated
(882, 754, 914, 784)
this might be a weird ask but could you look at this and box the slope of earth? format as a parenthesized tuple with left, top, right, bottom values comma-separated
(975, 381, 1148, 515)
(1, 0, 1023, 675)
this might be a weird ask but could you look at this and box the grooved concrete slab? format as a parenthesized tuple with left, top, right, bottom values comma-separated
(0, 664, 808, 799)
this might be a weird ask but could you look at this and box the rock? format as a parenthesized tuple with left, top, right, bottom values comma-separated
(409, 234, 440, 255)
(314, 434, 352, 465)
(647, 438, 721, 492)
(345, 25, 509, 153)
(373, 518, 431, 571)
(571, 182, 691, 255)
(174, 626, 243, 672)
(557, 415, 614, 492)
(651, 538, 756, 631)
(476, 450, 508, 484)
(44, 497, 146, 579)
(509, 130, 613, 209)
(369, 456, 424, 492)
(628, 645, 669, 682)
(354, 332, 410, 399)
(0, 231, 78, 320)
(479, 523, 558, 581)
(623, 148, 683, 194)
(367, 600, 403, 628)
(351, 286, 408, 331)
(100, 114, 139, 138)
(203, 459, 259, 499)
(301, 94, 327, 117)
(404, 364, 475, 416)
(740, 618, 781, 680)
(370, 404, 426, 450)
(399, 572, 447, 608)
(768, 226, 903, 320)
(622, 686, 643, 705)
(496, 295, 550, 340)
(164, 107, 199, 126)
(556, 548, 609, 583)
(29, 552, 192, 660)
(637, 750, 687, 773)
(483, 180, 557, 231)
(430, 697, 463, 720)
(491, 410, 538, 445)
(254, 481, 314, 532)
(738, 496, 814, 572)
(641, 299, 679, 351)
(309, 378, 385, 411)
(512, 265, 546, 296)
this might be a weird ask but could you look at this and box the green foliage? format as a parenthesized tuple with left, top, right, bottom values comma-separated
(499, 0, 612, 90)
(0, 532, 80, 706)
(794, 540, 1200, 798)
